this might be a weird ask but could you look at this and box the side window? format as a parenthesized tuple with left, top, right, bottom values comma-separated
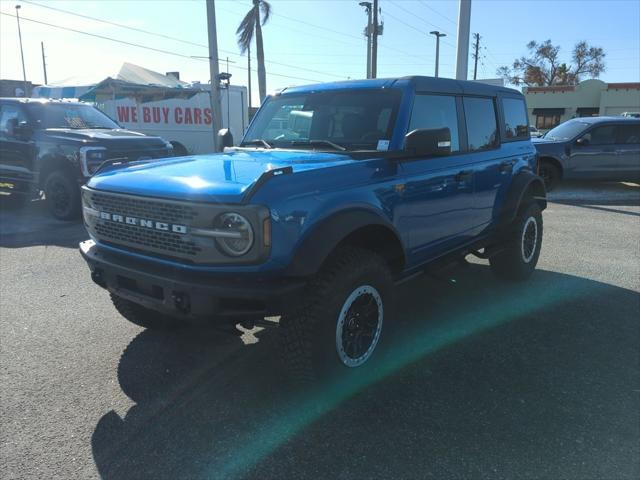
(502, 97, 529, 139)
(615, 124, 640, 144)
(409, 94, 460, 152)
(0, 105, 26, 136)
(583, 125, 616, 145)
(463, 97, 498, 151)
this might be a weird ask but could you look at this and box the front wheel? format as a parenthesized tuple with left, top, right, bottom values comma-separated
(280, 247, 394, 383)
(43, 170, 80, 220)
(489, 202, 543, 281)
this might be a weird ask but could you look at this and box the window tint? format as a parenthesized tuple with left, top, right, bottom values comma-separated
(502, 97, 529, 139)
(0, 105, 27, 136)
(615, 124, 640, 144)
(583, 125, 616, 145)
(409, 94, 459, 152)
(463, 97, 498, 151)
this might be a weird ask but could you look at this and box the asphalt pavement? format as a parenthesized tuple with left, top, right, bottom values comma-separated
(1, 181, 639, 480)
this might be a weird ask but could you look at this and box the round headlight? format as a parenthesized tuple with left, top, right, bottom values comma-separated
(215, 212, 254, 256)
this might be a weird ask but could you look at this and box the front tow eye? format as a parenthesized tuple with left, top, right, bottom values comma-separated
(172, 291, 191, 314)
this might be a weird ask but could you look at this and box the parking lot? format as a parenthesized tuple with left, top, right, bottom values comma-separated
(1, 181, 639, 480)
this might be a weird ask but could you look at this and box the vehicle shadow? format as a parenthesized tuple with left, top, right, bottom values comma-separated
(91, 264, 639, 480)
(0, 198, 87, 249)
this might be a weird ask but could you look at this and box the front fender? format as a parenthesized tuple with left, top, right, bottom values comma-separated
(284, 208, 403, 277)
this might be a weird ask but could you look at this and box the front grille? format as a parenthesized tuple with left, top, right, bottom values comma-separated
(90, 192, 198, 224)
(94, 222, 201, 257)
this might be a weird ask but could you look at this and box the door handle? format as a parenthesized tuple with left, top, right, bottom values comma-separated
(500, 160, 514, 173)
(455, 170, 473, 182)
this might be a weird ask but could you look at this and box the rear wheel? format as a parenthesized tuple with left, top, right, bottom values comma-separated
(490, 202, 543, 281)
(110, 294, 182, 330)
(539, 160, 560, 191)
(280, 247, 394, 383)
(43, 170, 80, 220)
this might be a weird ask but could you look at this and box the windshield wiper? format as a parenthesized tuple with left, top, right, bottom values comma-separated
(241, 139, 273, 149)
(290, 139, 346, 151)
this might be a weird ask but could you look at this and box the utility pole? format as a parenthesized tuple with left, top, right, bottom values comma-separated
(430, 31, 446, 78)
(359, 2, 372, 78)
(206, 0, 223, 151)
(41, 41, 48, 85)
(371, 0, 381, 78)
(472, 33, 481, 80)
(247, 43, 252, 109)
(15, 5, 28, 96)
(455, 0, 472, 80)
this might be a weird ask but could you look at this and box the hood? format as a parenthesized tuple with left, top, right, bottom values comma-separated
(41, 128, 165, 146)
(87, 149, 357, 203)
(532, 136, 563, 145)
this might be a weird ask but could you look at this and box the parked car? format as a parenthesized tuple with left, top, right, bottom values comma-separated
(621, 112, 640, 118)
(0, 98, 173, 219)
(529, 125, 544, 138)
(79, 76, 546, 382)
(533, 116, 640, 190)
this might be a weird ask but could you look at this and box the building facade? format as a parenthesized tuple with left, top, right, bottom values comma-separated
(523, 79, 640, 130)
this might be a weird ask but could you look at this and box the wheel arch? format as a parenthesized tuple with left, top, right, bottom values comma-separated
(539, 155, 564, 178)
(498, 171, 547, 227)
(169, 141, 188, 157)
(284, 209, 406, 277)
(38, 154, 77, 188)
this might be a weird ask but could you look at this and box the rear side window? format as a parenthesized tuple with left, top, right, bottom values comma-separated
(409, 94, 460, 152)
(502, 97, 529, 140)
(0, 105, 27, 136)
(463, 97, 498, 151)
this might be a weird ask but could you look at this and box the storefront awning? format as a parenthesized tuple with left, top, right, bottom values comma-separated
(532, 108, 565, 115)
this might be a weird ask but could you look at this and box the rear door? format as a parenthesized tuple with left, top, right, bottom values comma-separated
(400, 93, 476, 263)
(614, 123, 640, 181)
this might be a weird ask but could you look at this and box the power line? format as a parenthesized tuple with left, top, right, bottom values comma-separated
(384, 4, 456, 49)
(418, 0, 458, 26)
(12, 3, 350, 81)
(0, 11, 325, 84)
(388, 0, 451, 35)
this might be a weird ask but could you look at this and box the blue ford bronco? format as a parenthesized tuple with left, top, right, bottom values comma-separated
(79, 76, 546, 380)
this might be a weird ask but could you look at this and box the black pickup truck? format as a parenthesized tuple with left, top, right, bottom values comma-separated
(0, 98, 173, 219)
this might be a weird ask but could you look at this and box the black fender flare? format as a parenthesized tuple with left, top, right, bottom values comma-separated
(284, 208, 405, 277)
(498, 171, 547, 228)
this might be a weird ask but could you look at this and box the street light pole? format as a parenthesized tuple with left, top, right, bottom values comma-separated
(15, 5, 28, 96)
(205, 0, 223, 151)
(359, 2, 372, 79)
(430, 31, 446, 78)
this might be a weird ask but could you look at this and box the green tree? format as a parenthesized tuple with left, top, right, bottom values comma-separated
(236, 0, 271, 102)
(497, 40, 605, 87)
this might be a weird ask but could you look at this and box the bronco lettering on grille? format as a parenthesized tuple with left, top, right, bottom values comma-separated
(99, 211, 188, 234)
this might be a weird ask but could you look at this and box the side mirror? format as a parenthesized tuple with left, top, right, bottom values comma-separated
(575, 137, 589, 147)
(217, 128, 234, 150)
(404, 127, 451, 157)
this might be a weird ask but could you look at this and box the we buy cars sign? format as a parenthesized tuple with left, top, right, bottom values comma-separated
(114, 103, 213, 127)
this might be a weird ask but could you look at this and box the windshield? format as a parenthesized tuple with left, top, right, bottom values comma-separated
(544, 120, 589, 141)
(25, 103, 119, 130)
(243, 89, 402, 151)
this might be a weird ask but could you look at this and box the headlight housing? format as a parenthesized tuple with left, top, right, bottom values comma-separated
(214, 212, 254, 256)
(79, 147, 107, 176)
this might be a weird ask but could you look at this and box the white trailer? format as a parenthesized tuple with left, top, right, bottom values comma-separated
(82, 81, 248, 155)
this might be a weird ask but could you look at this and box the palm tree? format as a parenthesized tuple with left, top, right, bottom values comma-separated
(236, 0, 271, 103)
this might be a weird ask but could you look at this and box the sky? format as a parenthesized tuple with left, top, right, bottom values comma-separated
(0, 0, 639, 105)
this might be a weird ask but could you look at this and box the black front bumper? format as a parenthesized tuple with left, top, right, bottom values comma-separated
(80, 240, 305, 323)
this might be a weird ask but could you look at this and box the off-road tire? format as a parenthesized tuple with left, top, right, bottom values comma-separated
(539, 160, 560, 191)
(490, 202, 543, 281)
(43, 170, 81, 220)
(280, 247, 394, 383)
(110, 293, 182, 330)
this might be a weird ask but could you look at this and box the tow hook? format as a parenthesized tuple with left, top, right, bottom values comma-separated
(172, 291, 191, 314)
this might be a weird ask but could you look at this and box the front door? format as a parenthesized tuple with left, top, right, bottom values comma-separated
(569, 124, 618, 179)
(400, 94, 476, 264)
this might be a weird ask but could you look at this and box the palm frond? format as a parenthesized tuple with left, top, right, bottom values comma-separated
(260, 0, 271, 25)
(236, 8, 257, 53)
